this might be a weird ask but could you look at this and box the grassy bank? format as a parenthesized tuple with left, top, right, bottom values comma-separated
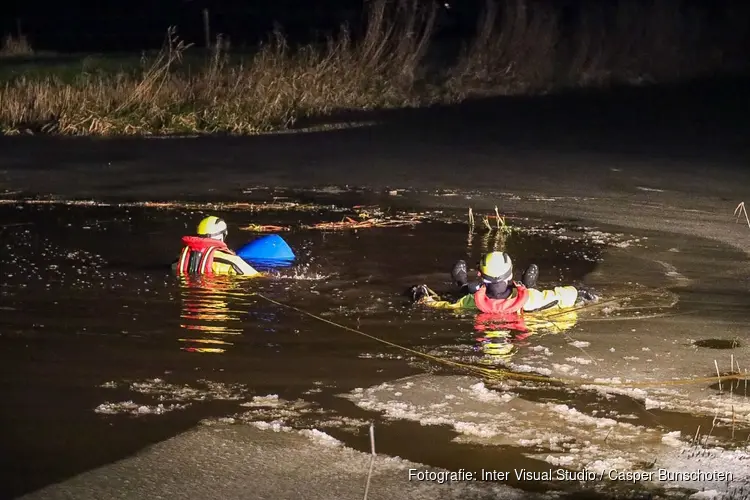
(0, 0, 746, 136)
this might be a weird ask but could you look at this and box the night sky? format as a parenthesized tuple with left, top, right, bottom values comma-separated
(5, 0, 386, 52)
(3, 0, 749, 53)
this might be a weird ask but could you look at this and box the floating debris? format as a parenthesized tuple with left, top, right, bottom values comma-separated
(304, 216, 421, 231)
(0, 198, 333, 213)
(238, 224, 291, 232)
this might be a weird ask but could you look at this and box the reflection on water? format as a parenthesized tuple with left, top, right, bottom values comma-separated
(473, 309, 580, 365)
(177, 275, 250, 354)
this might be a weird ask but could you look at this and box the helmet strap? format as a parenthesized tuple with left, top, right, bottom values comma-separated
(481, 272, 512, 283)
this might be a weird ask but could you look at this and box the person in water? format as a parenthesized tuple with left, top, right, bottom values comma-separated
(174, 216, 260, 276)
(409, 251, 597, 313)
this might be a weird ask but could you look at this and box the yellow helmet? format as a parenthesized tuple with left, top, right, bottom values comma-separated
(478, 251, 513, 282)
(196, 216, 228, 240)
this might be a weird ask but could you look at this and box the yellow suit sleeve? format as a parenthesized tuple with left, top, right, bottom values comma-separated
(214, 251, 262, 277)
(421, 293, 478, 310)
(523, 286, 578, 312)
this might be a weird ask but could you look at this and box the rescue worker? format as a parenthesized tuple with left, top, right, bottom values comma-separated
(173, 216, 260, 276)
(409, 251, 597, 313)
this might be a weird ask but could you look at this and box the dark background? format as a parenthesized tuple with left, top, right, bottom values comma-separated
(1, 0, 748, 54)
(6, 0, 420, 52)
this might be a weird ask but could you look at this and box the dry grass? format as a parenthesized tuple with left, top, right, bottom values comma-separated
(0, 0, 438, 135)
(0, 0, 745, 135)
(0, 34, 34, 57)
(735, 202, 750, 229)
(445, 0, 742, 95)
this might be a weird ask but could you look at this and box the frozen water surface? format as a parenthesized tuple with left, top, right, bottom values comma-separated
(3, 78, 750, 498)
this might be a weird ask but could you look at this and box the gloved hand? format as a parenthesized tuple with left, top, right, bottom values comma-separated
(578, 287, 598, 302)
(451, 260, 468, 286)
(521, 264, 539, 289)
(407, 284, 431, 303)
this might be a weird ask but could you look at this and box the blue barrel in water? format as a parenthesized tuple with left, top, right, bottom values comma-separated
(236, 234, 296, 268)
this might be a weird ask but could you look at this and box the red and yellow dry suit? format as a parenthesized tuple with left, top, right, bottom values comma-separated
(417, 282, 581, 361)
(420, 281, 579, 357)
(174, 236, 260, 276)
(420, 281, 579, 313)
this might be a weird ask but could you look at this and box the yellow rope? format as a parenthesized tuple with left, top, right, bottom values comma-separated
(252, 293, 746, 389)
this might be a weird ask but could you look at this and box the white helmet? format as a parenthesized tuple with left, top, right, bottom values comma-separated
(196, 216, 228, 241)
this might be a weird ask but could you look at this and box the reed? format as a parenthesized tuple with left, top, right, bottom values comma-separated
(0, 0, 744, 136)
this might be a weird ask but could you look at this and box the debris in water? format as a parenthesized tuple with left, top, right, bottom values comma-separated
(239, 224, 290, 232)
(0, 198, 331, 213)
(304, 216, 421, 231)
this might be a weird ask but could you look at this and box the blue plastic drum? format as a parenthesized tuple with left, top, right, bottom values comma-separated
(236, 234, 296, 268)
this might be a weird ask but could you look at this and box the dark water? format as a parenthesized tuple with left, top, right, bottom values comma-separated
(0, 193, 606, 499)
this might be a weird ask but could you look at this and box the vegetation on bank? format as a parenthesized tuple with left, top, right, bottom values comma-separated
(0, 0, 746, 136)
(0, 33, 33, 57)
